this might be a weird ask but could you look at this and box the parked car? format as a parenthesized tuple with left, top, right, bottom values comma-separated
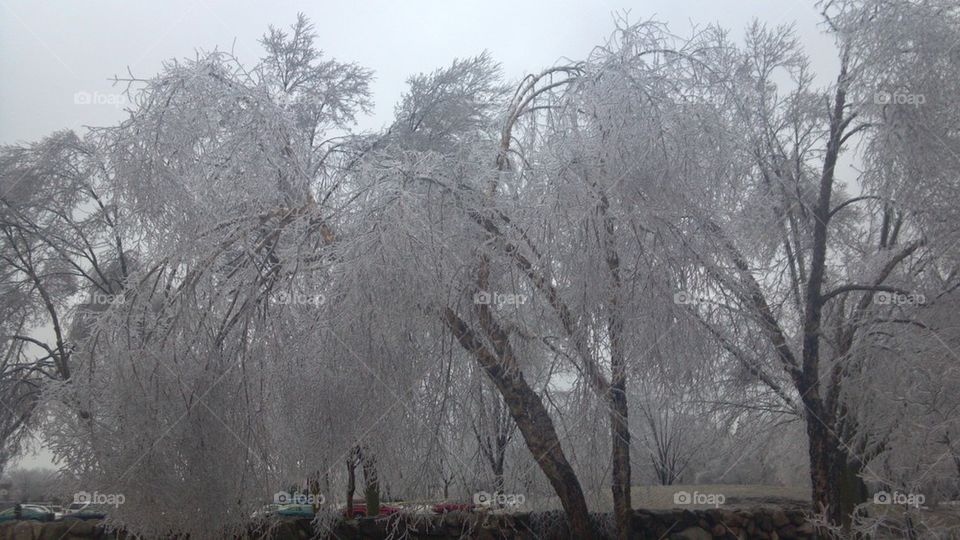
(0, 504, 55, 522)
(432, 502, 475, 513)
(250, 503, 281, 519)
(63, 502, 108, 520)
(22, 504, 57, 520)
(275, 504, 315, 518)
(343, 503, 400, 518)
(45, 505, 65, 520)
(251, 503, 320, 519)
(64, 501, 88, 515)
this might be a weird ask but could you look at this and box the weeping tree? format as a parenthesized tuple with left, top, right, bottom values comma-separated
(651, 0, 960, 532)
(344, 53, 601, 535)
(38, 15, 377, 538)
(0, 129, 132, 472)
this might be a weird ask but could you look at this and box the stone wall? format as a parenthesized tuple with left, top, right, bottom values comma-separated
(319, 508, 817, 540)
(0, 519, 114, 540)
(0, 508, 818, 539)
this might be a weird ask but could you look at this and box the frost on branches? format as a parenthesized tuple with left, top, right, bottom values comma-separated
(1, 2, 959, 538)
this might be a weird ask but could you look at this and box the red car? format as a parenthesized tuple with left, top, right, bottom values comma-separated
(432, 503, 475, 513)
(343, 503, 400, 518)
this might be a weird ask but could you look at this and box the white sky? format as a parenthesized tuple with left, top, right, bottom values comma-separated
(1, 0, 839, 145)
(0, 0, 839, 470)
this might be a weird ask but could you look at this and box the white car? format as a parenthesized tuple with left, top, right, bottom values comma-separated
(64, 501, 89, 515)
(46, 505, 65, 520)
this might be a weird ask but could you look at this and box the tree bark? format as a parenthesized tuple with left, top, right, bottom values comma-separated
(360, 448, 381, 517)
(610, 381, 631, 540)
(308, 470, 323, 513)
(800, 51, 852, 531)
(838, 455, 868, 531)
(492, 393, 508, 495)
(346, 451, 357, 518)
(493, 454, 505, 495)
(602, 194, 632, 540)
(807, 419, 868, 532)
(805, 413, 840, 526)
(442, 307, 594, 538)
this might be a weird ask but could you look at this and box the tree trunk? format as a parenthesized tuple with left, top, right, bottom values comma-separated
(807, 420, 837, 525)
(610, 392, 632, 540)
(324, 470, 331, 503)
(308, 470, 323, 513)
(808, 419, 869, 533)
(493, 455, 505, 495)
(838, 456, 868, 531)
(346, 451, 357, 518)
(603, 193, 632, 540)
(360, 448, 381, 517)
(609, 321, 631, 540)
(493, 394, 507, 495)
(801, 54, 850, 532)
(443, 307, 594, 538)
(806, 414, 852, 531)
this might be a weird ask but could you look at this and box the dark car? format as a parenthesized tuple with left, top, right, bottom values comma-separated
(0, 504, 55, 522)
(63, 502, 109, 520)
(275, 504, 316, 518)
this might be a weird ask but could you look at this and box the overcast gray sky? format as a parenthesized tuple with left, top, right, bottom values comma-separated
(1, 0, 839, 146)
(0, 0, 838, 470)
